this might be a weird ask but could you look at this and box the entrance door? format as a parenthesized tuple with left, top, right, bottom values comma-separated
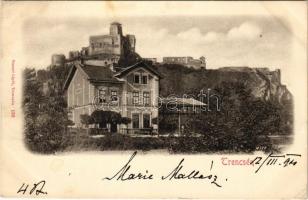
(132, 113, 140, 129)
(143, 114, 150, 128)
(99, 122, 107, 129)
(110, 123, 117, 133)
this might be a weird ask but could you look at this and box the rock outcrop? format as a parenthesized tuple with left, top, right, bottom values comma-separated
(157, 64, 292, 103)
(217, 67, 292, 103)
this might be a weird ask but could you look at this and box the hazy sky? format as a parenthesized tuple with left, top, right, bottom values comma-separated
(23, 16, 292, 70)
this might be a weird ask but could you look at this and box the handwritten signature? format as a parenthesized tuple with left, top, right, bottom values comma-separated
(17, 180, 47, 196)
(102, 151, 225, 188)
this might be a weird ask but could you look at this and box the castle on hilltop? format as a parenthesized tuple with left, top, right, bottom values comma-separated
(51, 22, 206, 70)
(86, 22, 136, 57)
(51, 22, 137, 67)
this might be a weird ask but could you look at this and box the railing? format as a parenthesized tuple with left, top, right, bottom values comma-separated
(120, 128, 158, 135)
(88, 128, 109, 135)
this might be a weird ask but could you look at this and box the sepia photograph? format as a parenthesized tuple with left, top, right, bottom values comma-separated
(0, 1, 306, 198)
(23, 17, 293, 154)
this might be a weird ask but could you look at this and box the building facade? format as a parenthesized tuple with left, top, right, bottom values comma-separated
(143, 58, 158, 63)
(163, 56, 206, 69)
(64, 60, 161, 133)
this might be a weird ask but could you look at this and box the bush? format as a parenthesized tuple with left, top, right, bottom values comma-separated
(80, 114, 94, 127)
(120, 117, 131, 125)
(25, 112, 68, 154)
(152, 117, 158, 125)
(167, 133, 273, 153)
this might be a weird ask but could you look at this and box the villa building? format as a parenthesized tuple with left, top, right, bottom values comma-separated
(63, 60, 162, 133)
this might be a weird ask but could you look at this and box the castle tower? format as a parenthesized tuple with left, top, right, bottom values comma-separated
(110, 22, 123, 36)
(51, 54, 66, 66)
(200, 56, 206, 69)
(126, 34, 136, 52)
(200, 56, 206, 64)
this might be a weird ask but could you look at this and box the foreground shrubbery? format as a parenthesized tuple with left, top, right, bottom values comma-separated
(168, 134, 273, 153)
(59, 132, 275, 153)
(61, 132, 167, 152)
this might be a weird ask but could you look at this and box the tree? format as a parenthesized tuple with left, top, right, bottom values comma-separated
(91, 110, 122, 128)
(119, 117, 131, 131)
(115, 46, 142, 68)
(120, 117, 131, 125)
(23, 66, 73, 154)
(23, 68, 44, 149)
(80, 114, 94, 128)
(152, 117, 158, 125)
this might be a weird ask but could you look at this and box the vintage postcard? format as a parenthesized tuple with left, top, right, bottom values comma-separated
(0, 1, 307, 199)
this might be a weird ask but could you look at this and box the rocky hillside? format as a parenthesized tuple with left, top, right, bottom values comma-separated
(155, 63, 292, 103)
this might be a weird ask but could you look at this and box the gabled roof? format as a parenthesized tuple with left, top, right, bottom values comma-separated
(63, 66, 76, 90)
(81, 64, 120, 82)
(115, 61, 163, 79)
(63, 62, 123, 90)
(64, 61, 162, 91)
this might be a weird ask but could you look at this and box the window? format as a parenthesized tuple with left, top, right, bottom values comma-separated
(94, 43, 100, 48)
(111, 90, 118, 102)
(143, 114, 150, 128)
(133, 92, 139, 104)
(142, 75, 148, 84)
(143, 92, 150, 105)
(99, 89, 106, 96)
(75, 83, 82, 94)
(134, 74, 140, 84)
(132, 113, 139, 129)
(98, 89, 106, 103)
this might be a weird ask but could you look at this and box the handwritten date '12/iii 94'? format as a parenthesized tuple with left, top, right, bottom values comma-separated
(250, 153, 301, 173)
